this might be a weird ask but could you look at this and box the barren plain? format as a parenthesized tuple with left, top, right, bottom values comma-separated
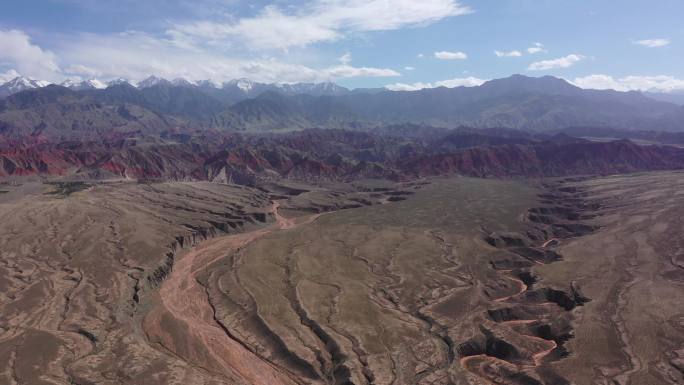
(0, 172, 683, 385)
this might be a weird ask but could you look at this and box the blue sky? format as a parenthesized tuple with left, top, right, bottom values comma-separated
(1, 0, 683, 92)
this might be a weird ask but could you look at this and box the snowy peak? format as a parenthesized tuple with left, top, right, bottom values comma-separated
(5, 76, 49, 91)
(79, 79, 107, 90)
(60, 79, 80, 88)
(107, 78, 132, 87)
(196, 79, 220, 89)
(137, 76, 194, 89)
(0, 73, 352, 99)
(0, 76, 51, 97)
(226, 78, 256, 92)
(221, 78, 350, 96)
(61, 79, 107, 90)
(171, 78, 195, 87)
(137, 76, 171, 89)
(279, 82, 350, 96)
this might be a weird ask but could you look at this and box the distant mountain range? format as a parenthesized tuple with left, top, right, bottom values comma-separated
(0, 75, 359, 99)
(644, 92, 684, 106)
(1, 74, 684, 139)
(0, 77, 52, 97)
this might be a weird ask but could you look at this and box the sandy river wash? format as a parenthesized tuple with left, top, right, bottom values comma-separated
(143, 202, 317, 385)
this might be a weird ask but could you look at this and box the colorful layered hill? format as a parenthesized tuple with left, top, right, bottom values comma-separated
(2, 129, 684, 182)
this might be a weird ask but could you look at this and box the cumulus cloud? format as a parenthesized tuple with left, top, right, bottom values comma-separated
(0, 69, 21, 83)
(404, 66, 415, 71)
(0, 2, 467, 84)
(494, 50, 522, 57)
(322, 65, 400, 79)
(634, 39, 670, 48)
(170, 0, 472, 50)
(339, 52, 353, 65)
(0, 28, 400, 83)
(0, 29, 61, 80)
(385, 76, 486, 91)
(434, 51, 468, 60)
(64, 64, 103, 78)
(51, 31, 400, 83)
(528, 54, 584, 71)
(572, 74, 684, 93)
(634, 38, 670, 48)
(527, 42, 545, 54)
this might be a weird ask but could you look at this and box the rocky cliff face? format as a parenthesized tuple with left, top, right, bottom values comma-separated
(399, 139, 684, 178)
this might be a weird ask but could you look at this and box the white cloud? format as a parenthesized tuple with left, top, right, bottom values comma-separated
(322, 65, 400, 79)
(436, 77, 487, 87)
(0, 28, 398, 83)
(0, 31, 401, 83)
(315, 0, 473, 30)
(527, 42, 545, 54)
(434, 51, 468, 60)
(572, 74, 684, 93)
(386, 76, 486, 91)
(52, 31, 400, 83)
(494, 50, 522, 57)
(0, 29, 61, 81)
(0, 69, 21, 83)
(339, 52, 352, 65)
(172, 7, 340, 50)
(0, 0, 469, 84)
(64, 64, 103, 77)
(404, 66, 415, 71)
(170, 0, 472, 50)
(528, 54, 584, 71)
(571, 74, 620, 90)
(634, 38, 670, 48)
(417, 53, 425, 58)
(386, 82, 431, 91)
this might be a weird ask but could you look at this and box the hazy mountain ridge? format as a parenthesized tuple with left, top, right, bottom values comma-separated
(2, 75, 684, 135)
(645, 92, 684, 106)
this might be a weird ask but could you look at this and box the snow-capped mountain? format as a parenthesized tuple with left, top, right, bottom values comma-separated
(61, 79, 107, 90)
(278, 82, 350, 96)
(60, 79, 80, 89)
(171, 78, 196, 87)
(220, 79, 351, 97)
(0, 73, 353, 100)
(225, 78, 256, 92)
(137, 76, 196, 89)
(137, 76, 171, 89)
(196, 79, 221, 89)
(107, 78, 132, 87)
(0, 76, 52, 97)
(115, 75, 350, 97)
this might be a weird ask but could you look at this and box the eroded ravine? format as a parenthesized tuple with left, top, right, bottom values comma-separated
(3, 174, 684, 384)
(143, 202, 317, 385)
(458, 180, 597, 385)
